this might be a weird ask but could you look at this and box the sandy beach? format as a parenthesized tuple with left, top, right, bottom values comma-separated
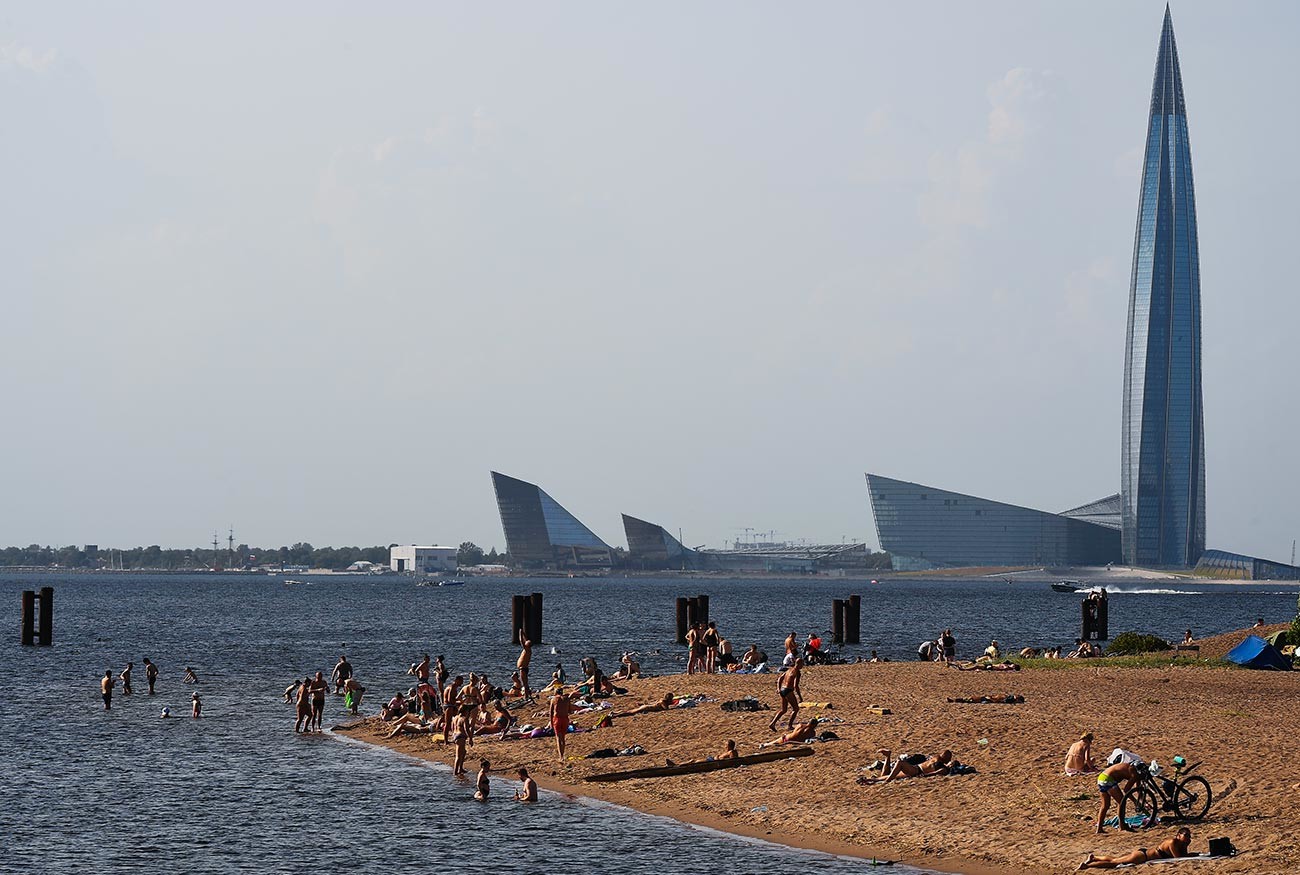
(336, 626, 1298, 875)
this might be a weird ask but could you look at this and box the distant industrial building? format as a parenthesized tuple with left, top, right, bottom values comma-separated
(865, 474, 1121, 570)
(622, 513, 875, 574)
(389, 545, 457, 574)
(491, 472, 613, 568)
(1193, 550, 1300, 581)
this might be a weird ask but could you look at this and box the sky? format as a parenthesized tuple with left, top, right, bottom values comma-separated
(2, 2, 1297, 561)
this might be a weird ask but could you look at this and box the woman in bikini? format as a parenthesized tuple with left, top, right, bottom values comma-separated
(450, 709, 473, 777)
(1077, 827, 1192, 869)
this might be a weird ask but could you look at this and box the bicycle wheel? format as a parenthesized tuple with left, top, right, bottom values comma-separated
(1173, 776, 1213, 821)
(1119, 783, 1161, 829)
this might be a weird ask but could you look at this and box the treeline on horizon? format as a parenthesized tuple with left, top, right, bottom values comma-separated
(0, 542, 507, 571)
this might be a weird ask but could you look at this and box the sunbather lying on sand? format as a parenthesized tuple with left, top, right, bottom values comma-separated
(946, 694, 1024, 704)
(611, 692, 674, 719)
(860, 748, 953, 783)
(384, 712, 436, 738)
(950, 660, 1021, 671)
(759, 717, 819, 747)
(1077, 827, 1192, 869)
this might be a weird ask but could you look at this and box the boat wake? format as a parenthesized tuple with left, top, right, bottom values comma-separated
(1100, 587, 1203, 596)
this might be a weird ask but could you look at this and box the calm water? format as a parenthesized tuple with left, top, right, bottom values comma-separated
(3, 572, 1294, 874)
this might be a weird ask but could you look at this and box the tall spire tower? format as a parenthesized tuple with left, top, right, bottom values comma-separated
(1121, 6, 1206, 568)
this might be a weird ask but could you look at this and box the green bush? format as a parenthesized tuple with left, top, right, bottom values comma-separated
(1106, 631, 1172, 656)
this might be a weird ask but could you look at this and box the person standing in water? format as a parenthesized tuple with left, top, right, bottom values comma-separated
(119, 662, 134, 696)
(294, 677, 313, 732)
(331, 655, 352, 695)
(474, 759, 491, 800)
(183, 667, 199, 684)
(513, 767, 538, 802)
(517, 639, 533, 701)
(309, 671, 328, 731)
(101, 670, 115, 710)
(143, 658, 159, 695)
(191, 692, 202, 718)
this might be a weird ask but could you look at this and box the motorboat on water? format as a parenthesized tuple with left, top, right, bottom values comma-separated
(1051, 580, 1084, 593)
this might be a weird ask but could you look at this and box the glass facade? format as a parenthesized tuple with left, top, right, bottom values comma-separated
(1121, 8, 1206, 568)
(622, 514, 693, 569)
(865, 474, 1121, 569)
(491, 472, 611, 568)
(1194, 550, 1300, 581)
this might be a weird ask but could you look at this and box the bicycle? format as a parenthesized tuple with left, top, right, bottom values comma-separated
(1119, 757, 1213, 828)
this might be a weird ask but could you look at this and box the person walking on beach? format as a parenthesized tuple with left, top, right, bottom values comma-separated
(517, 639, 533, 701)
(769, 659, 803, 731)
(119, 662, 134, 696)
(513, 767, 538, 802)
(191, 691, 202, 719)
(101, 669, 115, 710)
(549, 689, 572, 761)
(143, 658, 159, 695)
(332, 655, 352, 695)
(939, 629, 956, 666)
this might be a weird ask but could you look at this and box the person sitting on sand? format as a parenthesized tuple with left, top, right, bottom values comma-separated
(612, 692, 674, 719)
(482, 700, 513, 739)
(1183, 629, 1194, 645)
(719, 739, 738, 760)
(507, 671, 523, 697)
(804, 632, 824, 665)
(1065, 732, 1098, 776)
(552, 663, 566, 686)
(380, 691, 408, 721)
(761, 717, 819, 747)
(474, 759, 491, 801)
(1095, 759, 1141, 833)
(976, 640, 1002, 665)
(862, 748, 953, 783)
(717, 637, 736, 670)
(1078, 827, 1192, 869)
(610, 652, 640, 681)
(514, 767, 538, 802)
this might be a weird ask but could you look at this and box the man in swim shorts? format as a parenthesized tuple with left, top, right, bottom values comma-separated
(1078, 827, 1192, 869)
(1095, 760, 1140, 833)
(101, 669, 115, 710)
(769, 659, 803, 731)
(143, 658, 159, 695)
(549, 689, 572, 761)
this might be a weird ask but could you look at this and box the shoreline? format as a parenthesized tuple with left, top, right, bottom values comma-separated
(330, 723, 1008, 875)
(332, 651, 1299, 875)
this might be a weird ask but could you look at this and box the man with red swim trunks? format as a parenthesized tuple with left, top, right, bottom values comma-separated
(549, 690, 573, 761)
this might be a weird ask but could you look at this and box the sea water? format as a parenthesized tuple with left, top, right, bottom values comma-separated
(3, 572, 1292, 873)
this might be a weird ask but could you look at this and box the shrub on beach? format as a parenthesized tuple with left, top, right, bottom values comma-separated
(1106, 632, 1172, 655)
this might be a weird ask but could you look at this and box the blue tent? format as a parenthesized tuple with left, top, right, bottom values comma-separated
(1225, 635, 1292, 671)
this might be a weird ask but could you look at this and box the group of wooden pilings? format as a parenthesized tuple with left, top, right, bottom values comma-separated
(831, 594, 861, 645)
(674, 594, 710, 645)
(20, 587, 54, 646)
(510, 593, 543, 645)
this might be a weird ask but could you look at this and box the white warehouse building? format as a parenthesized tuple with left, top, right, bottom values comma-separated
(389, 545, 458, 574)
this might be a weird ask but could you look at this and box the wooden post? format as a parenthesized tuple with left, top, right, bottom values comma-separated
(696, 594, 709, 625)
(685, 597, 698, 630)
(511, 595, 525, 645)
(1081, 599, 1094, 641)
(37, 587, 52, 645)
(528, 592, 543, 644)
(846, 594, 861, 644)
(675, 597, 688, 645)
(831, 599, 845, 645)
(1097, 594, 1109, 640)
(20, 590, 35, 646)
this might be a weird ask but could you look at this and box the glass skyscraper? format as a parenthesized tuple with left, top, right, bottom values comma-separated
(1121, 7, 1206, 568)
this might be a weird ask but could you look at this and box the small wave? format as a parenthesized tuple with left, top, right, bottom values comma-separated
(1102, 587, 1204, 595)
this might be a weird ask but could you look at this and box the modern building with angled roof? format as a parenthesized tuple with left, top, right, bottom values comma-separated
(622, 514, 696, 570)
(865, 474, 1120, 570)
(490, 472, 612, 568)
(1121, 6, 1206, 568)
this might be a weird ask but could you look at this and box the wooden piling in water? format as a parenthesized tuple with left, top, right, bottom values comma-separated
(20, 590, 35, 646)
(831, 598, 845, 644)
(846, 594, 861, 644)
(528, 592, 543, 644)
(696, 594, 709, 625)
(675, 597, 688, 644)
(511, 595, 525, 645)
(37, 587, 52, 645)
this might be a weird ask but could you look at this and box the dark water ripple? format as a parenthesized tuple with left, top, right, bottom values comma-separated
(2, 572, 1293, 874)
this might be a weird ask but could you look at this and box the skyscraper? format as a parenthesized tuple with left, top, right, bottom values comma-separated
(1121, 7, 1206, 568)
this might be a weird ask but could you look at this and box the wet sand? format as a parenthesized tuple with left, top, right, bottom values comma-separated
(338, 645, 1298, 874)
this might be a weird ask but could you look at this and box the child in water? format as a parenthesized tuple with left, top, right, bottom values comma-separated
(474, 760, 491, 801)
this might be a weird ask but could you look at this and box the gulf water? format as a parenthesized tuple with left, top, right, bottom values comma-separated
(4, 572, 1293, 873)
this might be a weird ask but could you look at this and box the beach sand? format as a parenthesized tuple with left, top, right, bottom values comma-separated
(338, 640, 1298, 874)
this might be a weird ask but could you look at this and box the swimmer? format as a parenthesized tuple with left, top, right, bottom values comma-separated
(183, 667, 198, 684)
(474, 759, 491, 801)
(191, 691, 202, 719)
(513, 767, 538, 802)
(160, 707, 172, 718)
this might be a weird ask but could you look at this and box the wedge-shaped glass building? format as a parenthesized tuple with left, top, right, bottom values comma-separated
(1121, 7, 1206, 568)
(622, 514, 696, 569)
(866, 474, 1121, 569)
(490, 472, 612, 568)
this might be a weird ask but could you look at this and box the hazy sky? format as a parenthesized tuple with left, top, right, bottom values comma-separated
(3, 2, 1297, 561)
